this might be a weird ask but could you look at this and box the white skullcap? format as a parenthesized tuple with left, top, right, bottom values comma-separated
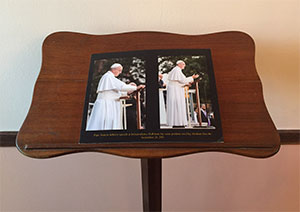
(110, 63, 123, 69)
(176, 60, 185, 65)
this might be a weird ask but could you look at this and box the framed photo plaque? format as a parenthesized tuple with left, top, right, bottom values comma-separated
(80, 49, 223, 144)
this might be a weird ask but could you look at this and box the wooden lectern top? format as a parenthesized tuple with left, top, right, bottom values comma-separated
(16, 31, 280, 159)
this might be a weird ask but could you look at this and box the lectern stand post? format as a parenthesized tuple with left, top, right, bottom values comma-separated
(141, 158, 162, 212)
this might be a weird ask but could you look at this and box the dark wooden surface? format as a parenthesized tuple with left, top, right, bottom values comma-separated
(141, 158, 162, 212)
(15, 31, 281, 159)
(0, 132, 19, 147)
(277, 130, 300, 144)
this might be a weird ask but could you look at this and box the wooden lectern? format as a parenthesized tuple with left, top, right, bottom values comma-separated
(16, 31, 280, 212)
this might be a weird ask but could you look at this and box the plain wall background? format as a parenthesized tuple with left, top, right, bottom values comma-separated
(0, 0, 299, 211)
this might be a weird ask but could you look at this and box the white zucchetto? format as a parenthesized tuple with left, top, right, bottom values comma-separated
(110, 63, 123, 69)
(176, 60, 185, 65)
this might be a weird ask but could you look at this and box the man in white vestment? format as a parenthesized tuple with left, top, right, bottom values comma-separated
(86, 63, 144, 131)
(166, 60, 199, 127)
(158, 73, 167, 125)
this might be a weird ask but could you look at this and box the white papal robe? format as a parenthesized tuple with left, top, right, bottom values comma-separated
(86, 71, 137, 131)
(166, 66, 194, 126)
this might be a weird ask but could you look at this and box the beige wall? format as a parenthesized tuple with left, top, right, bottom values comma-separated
(0, 0, 299, 211)
(1, 146, 299, 211)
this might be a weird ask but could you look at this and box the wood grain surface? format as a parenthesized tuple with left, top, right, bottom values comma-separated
(16, 31, 280, 159)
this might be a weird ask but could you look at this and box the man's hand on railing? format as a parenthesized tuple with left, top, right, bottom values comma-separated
(129, 82, 137, 86)
(127, 84, 145, 95)
(192, 74, 199, 79)
(137, 85, 145, 90)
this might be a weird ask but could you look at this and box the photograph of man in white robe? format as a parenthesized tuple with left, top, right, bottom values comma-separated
(86, 63, 145, 131)
(166, 60, 199, 127)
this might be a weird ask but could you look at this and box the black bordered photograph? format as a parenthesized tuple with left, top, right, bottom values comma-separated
(80, 49, 223, 143)
(85, 56, 146, 131)
(158, 55, 216, 129)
